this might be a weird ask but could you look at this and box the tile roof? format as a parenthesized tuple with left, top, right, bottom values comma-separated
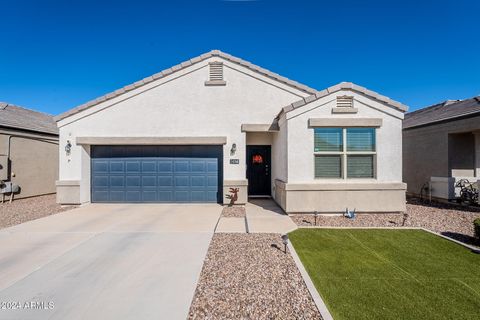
(280, 82, 408, 116)
(55, 50, 319, 122)
(403, 96, 480, 129)
(0, 102, 58, 135)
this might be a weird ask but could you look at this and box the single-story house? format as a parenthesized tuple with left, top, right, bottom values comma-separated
(0, 103, 59, 200)
(55, 50, 408, 213)
(403, 96, 480, 200)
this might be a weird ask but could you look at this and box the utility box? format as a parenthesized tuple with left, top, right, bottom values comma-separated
(0, 155, 8, 180)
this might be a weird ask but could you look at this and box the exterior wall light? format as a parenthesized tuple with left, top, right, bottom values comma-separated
(65, 140, 72, 156)
(230, 143, 237, 156)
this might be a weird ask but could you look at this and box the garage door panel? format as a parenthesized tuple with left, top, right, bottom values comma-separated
(92, 190, 109, 202)
(158, 176, 173, 188)
(207, 162, 217, 172)
(93, 176, 109, 187)
(110, 191, 125, 202)
(126, 191, 141, 202)
(142, 176, 157, 187)
(158, 191, 173, 202)
(109, 161, 124, 173)
(207, 176, 218, 187)
(110, 176, 125, 187)
(174, 161, 189, 173)
(126, 161, 141, 173)
(93, 161, 109, 173)
(142, 161, 157, 173)
(175, 176, 190, 187)
(190, 161, 206, 172)
(142, 191, 157, 202)
(158, 160, 173, 173)
(174, 191, 190, 202)
(91, 146, 222, 203)
(126, 176, 141, 188)
(191, 176, 205, 188)
(206, 191, 217, 202)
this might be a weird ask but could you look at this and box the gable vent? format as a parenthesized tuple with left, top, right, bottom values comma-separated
(336, 95, 354, 108)
(332, 95, 358, 114)
(205, 62, 226, 86)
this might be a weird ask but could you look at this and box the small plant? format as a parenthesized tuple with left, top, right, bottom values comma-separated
(474, 218, 480, 243)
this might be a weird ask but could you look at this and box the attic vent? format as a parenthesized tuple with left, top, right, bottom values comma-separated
(205, 62, 226, 86)
(336, 95, 354, 108)
(332, 95, 358, 114)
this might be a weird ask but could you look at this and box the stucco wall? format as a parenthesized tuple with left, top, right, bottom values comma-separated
(271, 115, 288, 184)
(0, 128, 58, 199)
(403, 115, 480, 196)
(286, 89, 404, 183)
(57, 57, 309, 203)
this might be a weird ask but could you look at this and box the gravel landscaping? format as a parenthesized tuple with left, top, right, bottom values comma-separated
(188, 233, 321, 319)
(290, 198, 480, 245)
(0, 194, 76, 229)
(221, 205, 246, 218)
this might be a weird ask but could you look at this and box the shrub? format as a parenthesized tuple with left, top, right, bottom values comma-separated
(474, 218, 480, 243)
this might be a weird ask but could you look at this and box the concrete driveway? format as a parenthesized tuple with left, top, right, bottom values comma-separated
(0, 203, 222, 320)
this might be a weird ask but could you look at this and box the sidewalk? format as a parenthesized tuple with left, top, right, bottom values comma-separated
(215, 199, 298, 234)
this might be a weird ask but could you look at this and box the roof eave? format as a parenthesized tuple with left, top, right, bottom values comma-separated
(279, 82, 408, 117)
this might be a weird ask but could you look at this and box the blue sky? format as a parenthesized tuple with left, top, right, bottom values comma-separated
(1, 0, 479, 115)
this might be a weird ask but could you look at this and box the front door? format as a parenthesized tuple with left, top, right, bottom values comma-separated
(246, 145, 271, 196)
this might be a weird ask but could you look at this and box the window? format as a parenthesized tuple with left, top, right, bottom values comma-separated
(314, 128, 376, 179)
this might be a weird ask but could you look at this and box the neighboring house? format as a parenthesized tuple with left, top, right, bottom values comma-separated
(55, 50, 408, 213)
(0, 103, 59, 200)
(403, 97, 480, 200)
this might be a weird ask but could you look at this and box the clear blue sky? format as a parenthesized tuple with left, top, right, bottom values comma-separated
(1, 0, 479, 115)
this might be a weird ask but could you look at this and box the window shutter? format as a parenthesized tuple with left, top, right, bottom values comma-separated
(314, 128, 343, 152)
(347, 155, 374, 178)
(315, 155, 342, 178)
(346, 128, 376, 151)
(209, 62, 223, 81)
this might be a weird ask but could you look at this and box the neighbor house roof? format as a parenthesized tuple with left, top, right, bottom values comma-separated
(280, 82, 408, 116)
(0, 103, 58, 135)
(403, 96, 480, 129)
(55, 50, 319, 122)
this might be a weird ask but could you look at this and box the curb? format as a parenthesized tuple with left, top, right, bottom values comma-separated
(288, 242, 334, 320)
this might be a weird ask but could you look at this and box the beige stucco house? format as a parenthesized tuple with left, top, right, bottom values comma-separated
(55, 50, 408, 213)
(0, 103, 59, 200)
(403, 97, 480, 201)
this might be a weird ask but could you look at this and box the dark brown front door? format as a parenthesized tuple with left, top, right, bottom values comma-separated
(246, 145, 271, 196)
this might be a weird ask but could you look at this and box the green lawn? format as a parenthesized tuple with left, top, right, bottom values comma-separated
(289, 229, 480, 320)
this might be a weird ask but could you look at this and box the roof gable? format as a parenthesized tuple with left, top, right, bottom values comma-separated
(55, 50, 318, 122)
(280, 82, 408, 116)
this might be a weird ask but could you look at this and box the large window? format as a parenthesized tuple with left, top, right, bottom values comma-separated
(314, 128, 376, 179)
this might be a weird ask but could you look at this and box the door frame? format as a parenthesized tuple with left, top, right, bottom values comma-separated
(246, 145, 272, 197)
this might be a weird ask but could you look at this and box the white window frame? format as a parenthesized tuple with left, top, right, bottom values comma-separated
(314, 128, 377, 180)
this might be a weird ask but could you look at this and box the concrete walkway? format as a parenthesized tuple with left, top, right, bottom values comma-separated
(215, 199, 297, 234)
(0, 203, 222, 320)
(246, 199, 298, 233)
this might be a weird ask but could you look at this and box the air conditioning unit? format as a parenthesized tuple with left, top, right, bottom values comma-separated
(0, 181, 19, 194)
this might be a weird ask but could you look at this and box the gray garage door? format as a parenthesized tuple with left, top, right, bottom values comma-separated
(91, 145, 222, 203)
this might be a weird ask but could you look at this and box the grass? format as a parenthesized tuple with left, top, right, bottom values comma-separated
(289, 229, 480, 320)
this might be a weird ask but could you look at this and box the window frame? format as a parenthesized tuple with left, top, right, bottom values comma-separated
(313, 127, 377, 180)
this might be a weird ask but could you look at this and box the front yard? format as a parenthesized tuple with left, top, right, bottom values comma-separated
(290, 229, 480, 320)
(291, 198, 480, 245)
